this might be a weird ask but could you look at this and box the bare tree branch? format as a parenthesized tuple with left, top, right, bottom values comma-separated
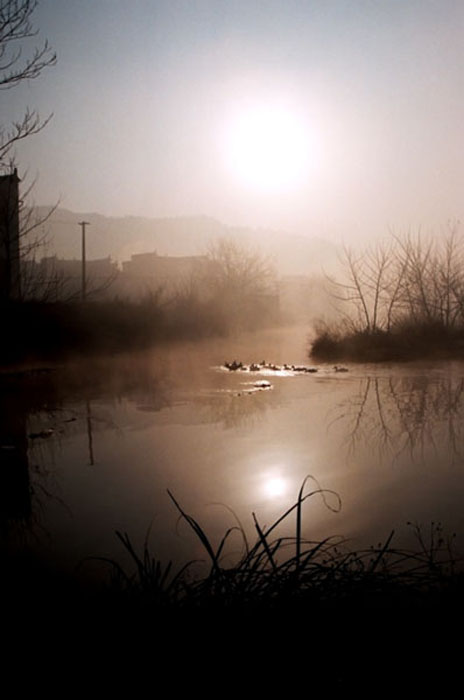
(0, 1, 56, 299)
(0, 0, 56, 170)
(326, 224, 464, 334)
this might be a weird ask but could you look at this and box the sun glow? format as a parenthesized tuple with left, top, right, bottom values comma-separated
(224, 103, 316, 192)
(264, 476, 288, 499)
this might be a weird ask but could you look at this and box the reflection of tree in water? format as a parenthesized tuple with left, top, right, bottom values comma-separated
(0, 358, 172, 542)
(0, 408, 30, 529)
(51, 355, 173, 409)
(330, 374, 464, 463)
(27, 355, 172, 446)
(0, 370, 61, 543)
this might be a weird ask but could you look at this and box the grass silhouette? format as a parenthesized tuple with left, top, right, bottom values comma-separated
(4, 477, 463, 691)
(104, 477, 462, 616)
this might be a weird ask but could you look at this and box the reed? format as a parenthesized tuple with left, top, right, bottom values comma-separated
(105, 478, 462, 615)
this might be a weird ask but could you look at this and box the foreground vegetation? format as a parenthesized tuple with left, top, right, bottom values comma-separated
(3, 479, 464, 688)
(99, 480, 462, 617)
(3, 479, 462, 615)
(311, 226, 464, 361)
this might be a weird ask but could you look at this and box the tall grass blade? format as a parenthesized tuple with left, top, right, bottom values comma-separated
(295, 476, 311, 577)
(168, 489, 221, 574)
(369, 530, 395, 573)
(252, 512, 278, 573)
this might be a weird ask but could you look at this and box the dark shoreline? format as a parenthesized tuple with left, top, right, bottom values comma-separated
(310, 324, 464, 362)
(2, 486, 464, 690)
(3, 503, 464, 691)
(3, 487, 463, 621)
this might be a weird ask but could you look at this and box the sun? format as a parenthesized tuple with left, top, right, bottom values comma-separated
(264, 476, 288, 498)
(224, 103, 314, 192)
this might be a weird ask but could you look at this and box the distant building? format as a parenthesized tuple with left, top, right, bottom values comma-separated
(23, 255, 118, 301)
(23, 250, 213, 302)
(0, 169, 21, 301)
(118, 251, 209, 298)
(38, 255, 116, 279)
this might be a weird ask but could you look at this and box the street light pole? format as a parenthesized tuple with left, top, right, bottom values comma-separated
(78, 220, 90, 301)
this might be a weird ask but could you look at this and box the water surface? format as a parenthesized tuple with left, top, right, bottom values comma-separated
(2, 326, 464, 576)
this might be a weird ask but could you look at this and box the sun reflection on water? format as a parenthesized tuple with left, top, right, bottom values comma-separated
(263, 475, 289, 499)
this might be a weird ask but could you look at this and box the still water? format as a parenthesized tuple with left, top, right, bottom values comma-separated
(2, 326, 464, 576)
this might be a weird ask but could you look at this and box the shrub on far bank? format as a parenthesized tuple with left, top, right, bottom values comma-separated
(310, 319, 464, 362)
(311, 227, 464, 362)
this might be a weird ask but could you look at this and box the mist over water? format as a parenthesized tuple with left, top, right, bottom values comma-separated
(2, 326, 464, 578)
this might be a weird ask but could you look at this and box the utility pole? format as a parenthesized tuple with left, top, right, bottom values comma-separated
(78, 221, 90, 301)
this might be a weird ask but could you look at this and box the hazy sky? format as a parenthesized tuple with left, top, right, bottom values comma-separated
(5, 0, 464, 242)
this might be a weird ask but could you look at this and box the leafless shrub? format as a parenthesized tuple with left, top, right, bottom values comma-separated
(326, 223, 464, 333)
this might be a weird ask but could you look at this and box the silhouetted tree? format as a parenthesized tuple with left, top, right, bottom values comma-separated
(0, 0, 56, 170)
(203, 238, 278, 330)
(325, 224, 464, 334)
(206, 238, 275, 298)
(325, 243, 397, 332)
(0, 1, 56, 299)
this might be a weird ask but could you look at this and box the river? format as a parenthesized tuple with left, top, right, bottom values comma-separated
(2, 325, 464, 578)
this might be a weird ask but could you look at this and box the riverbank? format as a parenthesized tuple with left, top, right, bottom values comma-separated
(310, 322, 464, 362)
(0, 296, 281, 364)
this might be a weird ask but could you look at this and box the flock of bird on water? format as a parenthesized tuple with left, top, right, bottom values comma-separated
(221, 360, 348, 395)
(222, 360, 348, 373)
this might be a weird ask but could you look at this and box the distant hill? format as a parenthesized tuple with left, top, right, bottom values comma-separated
(30, 207, 339, 276)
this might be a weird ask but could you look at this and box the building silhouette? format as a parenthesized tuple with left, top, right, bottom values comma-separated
(0, 169, 21, 301)
(22, 255, 118, 301)
(119, 251, 208, 298)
